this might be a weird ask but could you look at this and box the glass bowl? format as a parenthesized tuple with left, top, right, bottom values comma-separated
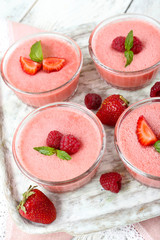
(89, 14, 160, 90)
(12, 102, 106, 192)
(114, 97, 160, 188)
(1, 32, 83, 107)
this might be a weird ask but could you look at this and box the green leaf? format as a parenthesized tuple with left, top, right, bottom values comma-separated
(33, 146, 71, 160)
(154, 140, 160, 153)
(125, 50, 134, 67)
(29, 41, 43, 62)
(125, 30, 133, 51)
(56, 149, 71, 160)
(33, 146, 56, 156)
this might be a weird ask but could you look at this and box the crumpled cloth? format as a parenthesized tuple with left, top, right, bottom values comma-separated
(134, 216, 160, 240)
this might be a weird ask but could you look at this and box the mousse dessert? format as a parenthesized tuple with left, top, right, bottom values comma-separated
(12, 102, 105, 192)
(115, 98, 160, 188)
(1, 33, 82, 107)
(89, 14, 160, 89)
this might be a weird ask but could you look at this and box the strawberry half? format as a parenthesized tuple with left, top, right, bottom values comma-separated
(17, 186, 56, 224)
(43, 57, 65, 73)
(136, 115, 158, 146)
(20, 56, 42, 75)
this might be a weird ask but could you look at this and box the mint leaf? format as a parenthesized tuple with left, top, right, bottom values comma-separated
(124, 30, 134, 67)
(29, 41, 43, 62)
(154, 140, 160, 153)
(33, 146, 56, 156)
(33, 146, 71, 160)
(125, 30, 133, 51)
(56, 150, 71, 160)
(125, 50, 134, 67)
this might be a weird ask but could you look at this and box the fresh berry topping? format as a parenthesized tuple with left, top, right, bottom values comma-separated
(136, 115, 158, 146)
(112, 35, 142, 54)
(111, 36, 125, 52)
(84, 93, 102, 110)
(42, 57, 65, 72)
(60, 134, 80, 155)
(17, 186, 56, 224)
(131, 36, 143, 54)
(150, 82, 160, 97)
(100, 172, 122, 193)
(20, 56, 42, 75)
(46, 130, 63, 149)
(96, 94, 129, 126)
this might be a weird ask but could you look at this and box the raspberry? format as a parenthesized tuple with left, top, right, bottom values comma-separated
(60, 134, 80, 155)
(112, 36, 142, 54)
(150, 82, 160, 97)
(111, 36, 125, 52)
(100, 172, 122, 193)
(131, 36, 142, 54)
(46, 130, 63, 149)
(84, 93, 102, 110)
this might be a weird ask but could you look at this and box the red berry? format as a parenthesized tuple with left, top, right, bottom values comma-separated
(136, 115, 158, 146)
(18, 186, 56, 224)
(111, 36, 125, 52)
(150, 82, 160, 97)
(60, 134, 80, 155)
(96, 94, 129, 126)
(111, 36, 142, 54)
(131, 36, 142, 54)
(46, 130, 63, 149)
(43, 57, 65, 73)
(84, 93, 102, 110)
(20, 56, 42, 75)
(100, 172, 122, 193)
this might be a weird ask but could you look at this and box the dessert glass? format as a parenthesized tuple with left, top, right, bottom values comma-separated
(12, 102, 106, 192)
(1, 32, 83, 107)
(114, 97, 160, 188)
(89, 14, 160, 90)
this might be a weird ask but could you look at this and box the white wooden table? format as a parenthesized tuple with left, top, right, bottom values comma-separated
(0, 0, 160, 239)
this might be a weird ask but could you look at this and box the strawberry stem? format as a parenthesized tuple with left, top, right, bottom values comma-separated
(120, 95, 129, 106)
(17, 185, 37, 213)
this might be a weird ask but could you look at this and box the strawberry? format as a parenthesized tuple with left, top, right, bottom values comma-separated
(17, 186, 56, 224)
(20, 56, 42, 75)
(96, 94, 129, 126)
(42, 57, 65, 72)
(136, 115, 158, 146)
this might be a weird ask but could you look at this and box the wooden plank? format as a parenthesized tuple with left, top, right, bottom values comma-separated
(127, 0, 160, 19)
(0, 0, 37, 22)
(21, 0, 131, 31)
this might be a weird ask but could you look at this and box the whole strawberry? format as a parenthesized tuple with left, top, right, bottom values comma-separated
(17, 186, 56, 224)
(96, 94, 129, 126)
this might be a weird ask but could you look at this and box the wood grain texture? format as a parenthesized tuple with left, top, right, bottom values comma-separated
(127, 0, 160, 19)
(0, 0, 37, 22)
(21, 0, 131, 31)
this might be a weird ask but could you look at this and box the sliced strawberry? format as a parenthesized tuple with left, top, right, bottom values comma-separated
(136, 115, 158, 146)
(20, 56, 42, 75)
(42, 57, 65, 73)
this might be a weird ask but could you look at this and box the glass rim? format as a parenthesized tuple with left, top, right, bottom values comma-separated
(1, 32, 83, 95)
(12, 102, 106, 186)
(89, 13, 160, 75)
(114, 97, 160, 181)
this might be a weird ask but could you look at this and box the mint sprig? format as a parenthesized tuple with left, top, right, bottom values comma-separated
(154, 140, 160, 153)
(124, 30, 134, 67)
(33, 146, 71, 160)
(29, 41, 43, 62)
